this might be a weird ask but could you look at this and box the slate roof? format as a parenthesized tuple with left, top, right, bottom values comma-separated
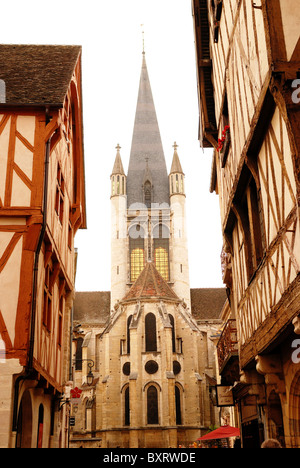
(190, 288, 227, 320)
(122, 261, 179, 303)
(0, 44, 81, 106)
(126, 53, 169, 207)
(73, 287, 227, 324)
(73, 291, 110, 325)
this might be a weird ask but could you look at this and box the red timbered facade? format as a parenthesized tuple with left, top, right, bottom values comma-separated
(0, 45, 86, 448)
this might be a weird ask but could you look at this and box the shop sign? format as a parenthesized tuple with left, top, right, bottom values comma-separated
(216, 385, 234, 407)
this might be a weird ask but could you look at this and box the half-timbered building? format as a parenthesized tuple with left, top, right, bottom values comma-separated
(0, 45, 86, 448)
(192, 0, 300, 448)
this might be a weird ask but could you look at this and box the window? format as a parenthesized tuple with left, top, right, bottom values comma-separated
(145, 313, 157, 352)
(68, 220, 72, 250)
(175, 386, 182, 425)
(127, 315, 132, 354)
(233, 166, 265, 282)
(129, 225, 145, 282)
(144, 180, 152, 208)
(43, 264, 52, 331)
(147, 386, 159, 424)
(153, 224, 169, 281)
(55, 164, 65, 223)
(220, 93, 231, 168)
(36, 405, 44, 448)
(168, 314, 176, 353)
(58, 295, 64, 346)
(75, 337, 83, 370)
(212, 0, 223, 43)
(124, 386, 130, 426)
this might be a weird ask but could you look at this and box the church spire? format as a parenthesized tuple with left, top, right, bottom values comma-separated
(111, 144, 126, 197)
(126, 53, 169, 207)
(169, 142, 185, 196)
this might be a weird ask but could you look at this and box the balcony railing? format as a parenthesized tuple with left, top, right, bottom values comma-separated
(217, 319, 238, 373)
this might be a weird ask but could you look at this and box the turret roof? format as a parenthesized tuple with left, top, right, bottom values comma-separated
(170, 142, 184, 174)
(111, 144, 125, 175)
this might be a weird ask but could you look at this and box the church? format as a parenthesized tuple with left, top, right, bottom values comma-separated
(71, 51, 226, 448)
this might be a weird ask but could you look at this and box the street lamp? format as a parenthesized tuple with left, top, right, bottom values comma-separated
(75, 359, 95, 386)
(86, 361, 94, 386)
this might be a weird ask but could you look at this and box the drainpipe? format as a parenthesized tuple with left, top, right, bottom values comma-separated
(69, 306, 74, 381)
(12, 108, 52, 434)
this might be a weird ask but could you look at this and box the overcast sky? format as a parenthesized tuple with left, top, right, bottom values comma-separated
(2, 0, 224, 291)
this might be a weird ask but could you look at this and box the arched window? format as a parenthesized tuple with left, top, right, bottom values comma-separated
(147, 385, 159, 424)
(75, 337, 83, 370)
(153, 224, 169, 281)
(127, 315, 132, 354)
(176, 174, 179, 192)
(144, 180, 152, 208)
(175, 386, 182, 425)
(124, 386, 130, 426)
(168, 314, 176, 353)
(129, 225, 145, 282)
(145, 313, 157, 352)
(117, 175, 120, 195)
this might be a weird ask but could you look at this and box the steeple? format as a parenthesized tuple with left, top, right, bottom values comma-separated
(111, 144, 126, 197)
(169, 142, 185, 196)
(126, 53, 169, 207)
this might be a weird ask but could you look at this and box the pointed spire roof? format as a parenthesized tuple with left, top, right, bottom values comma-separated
(170, 142, 184, 174)
(122, 261, 179, 303)
(111, 144, 125, 176)
(126, 53, 169, 207)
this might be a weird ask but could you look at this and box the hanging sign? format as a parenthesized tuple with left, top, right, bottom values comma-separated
(70, 386, 82, 404)
(216, 385, 234, 407)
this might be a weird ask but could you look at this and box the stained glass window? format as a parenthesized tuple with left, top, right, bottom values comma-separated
(129, 225, 145, 282)
(153, 224, 169, 281)
(130, 248, 144, 282)
(154, 246, 169, 281)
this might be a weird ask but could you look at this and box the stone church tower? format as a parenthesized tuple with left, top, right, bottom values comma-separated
(98, 52, 204, 448)
(71, 52, 226, 449)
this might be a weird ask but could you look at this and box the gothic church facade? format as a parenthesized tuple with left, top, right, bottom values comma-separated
(71, 52, 226, 448)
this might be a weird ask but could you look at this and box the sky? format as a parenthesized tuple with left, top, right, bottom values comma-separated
(1, 0, 224, 291)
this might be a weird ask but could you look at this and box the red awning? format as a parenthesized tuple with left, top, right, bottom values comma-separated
(197, 425, 240, 440)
